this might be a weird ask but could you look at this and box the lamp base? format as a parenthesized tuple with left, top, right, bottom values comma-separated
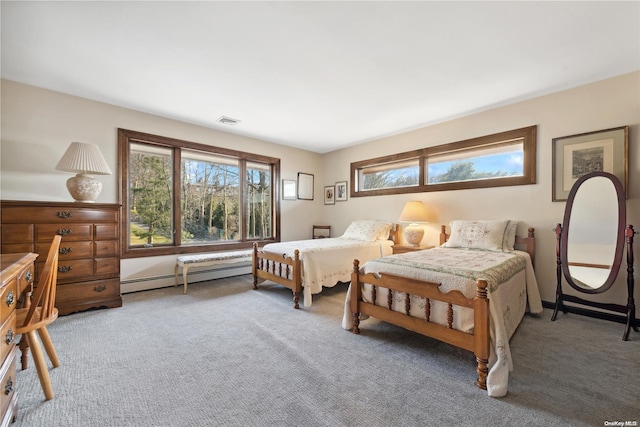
(66, 174, 102, 203)
(403, 223, 424, 246)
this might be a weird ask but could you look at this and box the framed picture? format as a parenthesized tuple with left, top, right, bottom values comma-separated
(335, 181, 348, 201)
(282, 179, 296, 200)
(324, 185, 335, 205)
(552, 126, 628, 201)
(297, 172, 314, 200)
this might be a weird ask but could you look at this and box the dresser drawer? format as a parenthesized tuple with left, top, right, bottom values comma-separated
(95, 240, 118, 257)
(36, 224, 92, 242)
(0, 281, 17, 327)
(56, 278, 120, 304)
(0, 347, 17, 420)
(37, 241, 92, 260)
(95, 257, 119, 275)
(40, 258, 93, 283)
(0, 242, 34, 254)
(0, 224, 33, 244)
(95, 224, 118, 240)
(0, 312, 16, 366)
(1, 206, 118, 223)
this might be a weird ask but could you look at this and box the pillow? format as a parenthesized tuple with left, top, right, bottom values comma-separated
(442, 220, 515, 252)
(342, 220, 392, 241)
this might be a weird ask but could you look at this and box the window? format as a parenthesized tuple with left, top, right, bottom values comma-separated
(119, 129, 280, 258)
(351, 126, 536, 197)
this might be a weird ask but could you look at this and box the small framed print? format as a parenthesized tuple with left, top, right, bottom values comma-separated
(552, 126, 628, 201)
(324, 185, 335, 205)
(335, 181, 348, 201)
(297, 172, 314, 200)
(282, 179, 296, 200)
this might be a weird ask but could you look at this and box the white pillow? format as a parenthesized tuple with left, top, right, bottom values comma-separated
(342, 220, 392, 241)
(443, 220, 515, 252)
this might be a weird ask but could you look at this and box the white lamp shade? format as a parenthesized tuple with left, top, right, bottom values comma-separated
(55, 142, 112, 175)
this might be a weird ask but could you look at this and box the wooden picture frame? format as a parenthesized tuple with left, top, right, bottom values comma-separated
(552, 126, 628, 201)
(282, 179, 296, 200)
(297, 172, 314, 200)
(335, 181, 348, 201)
(324, 185, 335, 205)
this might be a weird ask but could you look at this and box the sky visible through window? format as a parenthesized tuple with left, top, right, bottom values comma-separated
(428, 152, 524, 182)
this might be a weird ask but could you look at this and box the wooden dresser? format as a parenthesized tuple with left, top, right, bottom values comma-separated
(1, 201, 122, 315)
(0, 252, 37, 426)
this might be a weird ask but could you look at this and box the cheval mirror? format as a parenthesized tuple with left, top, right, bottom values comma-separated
(552, 171, 638, 340)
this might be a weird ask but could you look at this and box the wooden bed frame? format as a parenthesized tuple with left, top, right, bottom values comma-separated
(349, 225, 536, 390)
(252, 225, 400, 309)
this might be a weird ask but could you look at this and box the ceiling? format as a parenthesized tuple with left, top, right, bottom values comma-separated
(2, 1, 639, 154)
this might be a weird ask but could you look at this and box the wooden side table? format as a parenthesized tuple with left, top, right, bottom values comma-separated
(392, 244, 434, 254)
(312, 225, 331, 239)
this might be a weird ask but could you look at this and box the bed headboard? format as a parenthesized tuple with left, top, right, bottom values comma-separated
(439, 224, 536, 267)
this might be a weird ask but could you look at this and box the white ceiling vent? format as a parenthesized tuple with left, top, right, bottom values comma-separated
(217, 116, 241, 126)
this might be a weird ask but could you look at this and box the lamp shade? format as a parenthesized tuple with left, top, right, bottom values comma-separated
(398, 201, 430, 223)
(55, 142, 112, 175)
(399, 201, 430, 246)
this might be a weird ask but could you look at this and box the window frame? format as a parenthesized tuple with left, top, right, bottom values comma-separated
(118, 128, 281, 259)
(351, 126, 536, 197)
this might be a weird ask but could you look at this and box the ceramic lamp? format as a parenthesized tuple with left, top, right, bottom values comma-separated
(55, 142, 112, 203)
(398, 201, 430, 246)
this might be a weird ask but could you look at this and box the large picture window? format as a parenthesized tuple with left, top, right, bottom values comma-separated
(119, 129, 280, 258)
(351, 126, 536, 197)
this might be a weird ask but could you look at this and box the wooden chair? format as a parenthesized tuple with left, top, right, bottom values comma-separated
(15, 235, 62, 400)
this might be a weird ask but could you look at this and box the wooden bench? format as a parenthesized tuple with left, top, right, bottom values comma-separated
(174, 250, 253, 294)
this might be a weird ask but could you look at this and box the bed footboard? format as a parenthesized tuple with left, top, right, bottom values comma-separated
(252, 243, 303, 309)
(350, 259, 490, 390)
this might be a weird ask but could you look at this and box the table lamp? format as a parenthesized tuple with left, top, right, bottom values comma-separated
(398, 201, 430, 246)
(55, 142, 112, 203)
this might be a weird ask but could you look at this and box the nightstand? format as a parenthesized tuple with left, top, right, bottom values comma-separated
(392, 244, 434, 254)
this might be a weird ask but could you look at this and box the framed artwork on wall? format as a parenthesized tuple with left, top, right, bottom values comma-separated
(297, 172, 314, 200)
(324, 185, 335, 205)
(335, 181, 348, 201)
(552, 126, 628, 201)
(282, 179, 296, 200)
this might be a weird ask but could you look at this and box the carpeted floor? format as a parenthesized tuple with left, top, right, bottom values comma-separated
(13, 274, 640, 427)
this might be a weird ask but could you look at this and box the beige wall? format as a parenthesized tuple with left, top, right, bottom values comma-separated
(323, 71, 639, 314)
(2, 73, 639, 317)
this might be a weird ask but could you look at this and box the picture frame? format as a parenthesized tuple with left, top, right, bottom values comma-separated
(552, 126, 628, 201)
(297, 172, 314, 200)
(335, 181, 348, 201)
(282, 179, 296, 200)
(324, 185, 335, 205)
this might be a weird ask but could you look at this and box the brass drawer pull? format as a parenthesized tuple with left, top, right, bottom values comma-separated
(5, 291, 14, 307)
(59, 247, 73, 255)
(5, 329, 13, 345)
(4, 377, 13, 395)
(58, 266, 72, 273)
(94, 285, 106, 293)
(57, 228, 72, 236)
(56, 211, 73, 219)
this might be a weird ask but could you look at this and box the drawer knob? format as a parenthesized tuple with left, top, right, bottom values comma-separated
(5, 291, 14, 307)
(4, 377, 13, 395)
(5, 329, 13, 345)
(57, 211, 73, 219)
(94, 285, 106, 293)
(57, 228, 72, 236)
(25, 269, 33, 283)
(59, 247, 73, 255)
(58, 266, 72, 273)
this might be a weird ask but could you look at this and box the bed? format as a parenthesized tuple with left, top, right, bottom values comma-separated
(342, 220, 543, 397)
(252, 220, 399, 308)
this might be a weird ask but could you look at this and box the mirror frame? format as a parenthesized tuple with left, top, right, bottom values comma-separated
(560, 171, 626, 294)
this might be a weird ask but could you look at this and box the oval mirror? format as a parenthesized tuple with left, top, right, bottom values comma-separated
(561, 171, 626, 293)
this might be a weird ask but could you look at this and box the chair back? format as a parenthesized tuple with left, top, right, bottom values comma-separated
(22, 235, 61, 327)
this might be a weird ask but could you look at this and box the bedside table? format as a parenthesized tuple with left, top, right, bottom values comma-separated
(392, 245, 434, 254)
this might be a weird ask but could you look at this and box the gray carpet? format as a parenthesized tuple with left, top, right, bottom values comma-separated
(14, 274, 640, 427)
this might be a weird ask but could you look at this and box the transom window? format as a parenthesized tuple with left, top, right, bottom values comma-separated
(351, 126, 536, 197)
(119, 129, 280, 258)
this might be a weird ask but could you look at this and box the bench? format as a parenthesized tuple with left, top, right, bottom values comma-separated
(174, 249, 253, 294)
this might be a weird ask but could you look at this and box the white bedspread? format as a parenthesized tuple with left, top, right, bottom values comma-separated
(341, 247, 542, 397)
(262, 237, 394, 307)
